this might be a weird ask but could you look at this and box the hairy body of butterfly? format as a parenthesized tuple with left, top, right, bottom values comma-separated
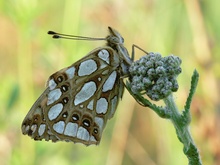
(21, 27, 133, 145)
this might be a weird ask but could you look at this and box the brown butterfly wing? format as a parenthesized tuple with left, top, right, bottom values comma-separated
(21, 47, 124, 145)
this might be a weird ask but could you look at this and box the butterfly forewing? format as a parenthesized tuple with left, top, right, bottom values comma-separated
(22, 31, 131, 146)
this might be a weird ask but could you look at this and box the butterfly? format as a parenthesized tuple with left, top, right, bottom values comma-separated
(21, 27, 136, 146)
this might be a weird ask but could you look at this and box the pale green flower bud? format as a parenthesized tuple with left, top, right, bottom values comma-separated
(129, 52, 182, 101)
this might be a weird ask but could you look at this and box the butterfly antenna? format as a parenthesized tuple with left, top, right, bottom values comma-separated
(48, 31, 106, 41)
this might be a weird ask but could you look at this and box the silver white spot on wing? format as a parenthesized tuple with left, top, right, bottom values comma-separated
(74, 81, 96, 105)
(25, 125, 30, 132)
(98, 49, 109, 64)
(77, 127, 90, 141)
(48, 103, 63, 120)
(95, 117, 104, 131)
(102, 71, 117, 92)
(78, 59, 97, 76)
(65, 67, 75, 79)
(47, 89, 62, 105)
(99, 62, 108, 69)
(87, 100, 94, 110)
(64, 122, 78, 137)
(53, 121, 65, 134)
(38, 124, 46, 136)
(90, 136, 97, 142)
(62, 113, 67, 118)
(96, 98, 108, 114)
(31, 124, 37, 134)
(48, 79, 57, 90)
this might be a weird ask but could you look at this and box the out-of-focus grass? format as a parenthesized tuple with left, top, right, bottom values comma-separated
(0, 1, 219, 165)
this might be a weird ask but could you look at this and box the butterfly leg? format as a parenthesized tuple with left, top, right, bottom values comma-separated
(131, 44, 148, 61)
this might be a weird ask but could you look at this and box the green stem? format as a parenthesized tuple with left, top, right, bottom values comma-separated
(126, 69, 202, 164)
(163, 94, 193, 145)
(163, 94, 202, 165)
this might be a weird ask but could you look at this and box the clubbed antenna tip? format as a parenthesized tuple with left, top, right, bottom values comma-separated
(48, 31, 57, 35)
(52, 35, 60, 39)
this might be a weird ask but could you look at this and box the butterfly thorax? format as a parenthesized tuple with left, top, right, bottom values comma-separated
(106, 27, 132, 75)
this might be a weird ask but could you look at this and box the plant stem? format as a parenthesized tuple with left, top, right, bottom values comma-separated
(163, 94, 193, 145)
(163, 94, 202, 165)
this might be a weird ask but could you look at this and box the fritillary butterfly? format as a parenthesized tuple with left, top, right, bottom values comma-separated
(21, 27, 134, 145)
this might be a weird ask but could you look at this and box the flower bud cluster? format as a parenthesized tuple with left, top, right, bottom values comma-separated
(129, 52, 182, 101)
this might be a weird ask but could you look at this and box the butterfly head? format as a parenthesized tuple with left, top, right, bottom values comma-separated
(106, 27, 124, 46)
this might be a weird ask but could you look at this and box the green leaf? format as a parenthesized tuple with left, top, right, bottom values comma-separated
(182, 69, 199, 125)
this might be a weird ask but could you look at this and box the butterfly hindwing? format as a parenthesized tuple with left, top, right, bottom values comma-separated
(22, 46, 125, 145)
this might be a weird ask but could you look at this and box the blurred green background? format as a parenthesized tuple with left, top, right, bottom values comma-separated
(0, 0, 219, 165)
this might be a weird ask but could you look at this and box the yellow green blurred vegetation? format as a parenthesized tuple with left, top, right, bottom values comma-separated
(0, 0, 220, 165)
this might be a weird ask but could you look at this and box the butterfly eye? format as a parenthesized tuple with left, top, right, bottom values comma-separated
(83, 119, 91, 127)
(72, 114, 79, 121)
